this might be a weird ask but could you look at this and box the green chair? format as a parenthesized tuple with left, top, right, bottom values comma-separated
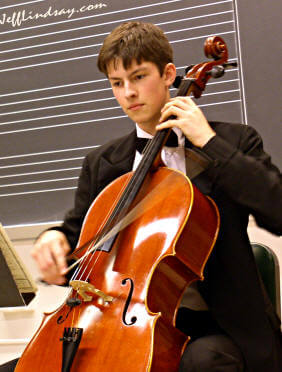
(251, 242, 281, 318)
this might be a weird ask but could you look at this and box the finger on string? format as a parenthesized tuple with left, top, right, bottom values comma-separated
(156, 119, 179, 131)
(163, 96, 194, 110)
(159, 106, 183, 123)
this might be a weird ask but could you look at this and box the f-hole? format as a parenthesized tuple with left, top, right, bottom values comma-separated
(121, 278, 137, 326)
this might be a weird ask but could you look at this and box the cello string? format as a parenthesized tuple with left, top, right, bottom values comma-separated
(65, 171, 176, 275)
(68, 137, 158, 282)
(82, 138, 159, 281)
(71, 174, 133, 280)
(66, 129, 180, 305)
(67, 130, 170, 286)
(74, 178, 132, 282)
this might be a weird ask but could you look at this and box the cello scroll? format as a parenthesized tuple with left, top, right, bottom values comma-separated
(174, 36, 237, 98)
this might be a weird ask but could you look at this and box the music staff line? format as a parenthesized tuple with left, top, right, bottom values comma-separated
(0, 59, 237, 97)
(0, 186, 77, 198)
(0, 20, 234, 56)
(0, 156, 84, 170)
(1, 183, 78, 197)
(0, 115, 128, 135)
(0, 100, 241, 195)
(0, 0, 232, 36)
(0, 6, 234, 57)
(0, 30, 236, 73)
(0, 0, 44, 11)
(0, 167, 82, 179)
(0, 10, 234, 54)
(0, 92, 239, 129)
(0, 97, 240, 134)
(0, 99, 241, 139)
(0, 101, 241, 196)
(0, 78, 108, 97)
(1, 177, 79, 188)
(0, 87, 240, 117)
(0, 80, 239, 107)
(0, 66, 239, 118)
(0, 145, 98, 160)
(0, 9, 234, 47)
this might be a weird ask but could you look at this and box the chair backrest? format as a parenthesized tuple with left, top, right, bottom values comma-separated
(251, 242, 281, 318)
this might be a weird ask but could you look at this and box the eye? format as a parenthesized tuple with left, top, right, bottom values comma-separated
(112, 81, 122, 87)
(135, 74, 145, 80)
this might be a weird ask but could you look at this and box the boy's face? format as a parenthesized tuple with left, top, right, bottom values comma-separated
(107, 58, 176, 134)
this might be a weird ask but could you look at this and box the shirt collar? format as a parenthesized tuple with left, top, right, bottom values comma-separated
(135, 124, 185, 147)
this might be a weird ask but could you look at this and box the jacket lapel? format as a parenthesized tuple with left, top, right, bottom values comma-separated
(96, 130, 137, 194)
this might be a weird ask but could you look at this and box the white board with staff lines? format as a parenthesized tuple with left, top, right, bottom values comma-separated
(0, 0, 243, 226)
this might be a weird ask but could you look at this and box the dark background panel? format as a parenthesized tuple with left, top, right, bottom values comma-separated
(234, 0, 281, 168)
(0, 0, 280, 226)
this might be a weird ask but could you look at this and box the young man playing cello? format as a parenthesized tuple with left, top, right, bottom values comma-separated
(1, 21, 281, 372)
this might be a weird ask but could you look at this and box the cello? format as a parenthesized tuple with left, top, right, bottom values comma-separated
(15, 36, 235, 372)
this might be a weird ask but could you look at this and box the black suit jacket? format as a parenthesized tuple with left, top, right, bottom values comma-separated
(59, 122, 282, 371)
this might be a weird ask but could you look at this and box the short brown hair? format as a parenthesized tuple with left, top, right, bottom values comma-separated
(97, 22, 173, 76)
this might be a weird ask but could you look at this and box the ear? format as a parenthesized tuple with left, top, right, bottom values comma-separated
(163, 63, 177, 87)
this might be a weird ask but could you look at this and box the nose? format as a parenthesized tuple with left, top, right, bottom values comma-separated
(124, 81, 137, 99)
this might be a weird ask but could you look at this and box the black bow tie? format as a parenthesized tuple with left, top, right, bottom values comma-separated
(136, 130, 179, 153)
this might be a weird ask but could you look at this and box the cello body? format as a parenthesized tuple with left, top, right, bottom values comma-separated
(15, 166, 219, 372)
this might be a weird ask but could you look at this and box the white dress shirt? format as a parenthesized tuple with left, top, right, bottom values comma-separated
(133, 124, 186, 174)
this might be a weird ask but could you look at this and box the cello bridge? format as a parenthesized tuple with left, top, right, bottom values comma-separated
(70, 280, 114, 303)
